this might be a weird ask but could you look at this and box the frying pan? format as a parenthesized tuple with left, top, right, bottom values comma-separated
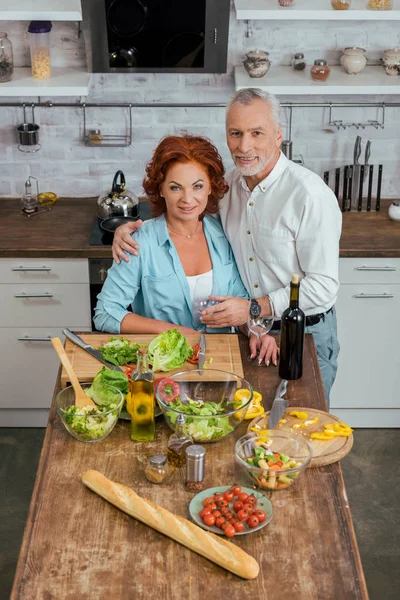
(107, 0, 147, 38)
(100, 215, 140, 234)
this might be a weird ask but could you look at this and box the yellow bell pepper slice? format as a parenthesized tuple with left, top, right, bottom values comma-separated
(245, 405, 265, 420)
(289, 411, 308, 419)
(234, 389, 264, 420)
(310, 431, 335, 441)
(304, 417, 319, 426)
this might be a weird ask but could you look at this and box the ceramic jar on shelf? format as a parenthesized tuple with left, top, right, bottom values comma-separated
(278, 0, 295, 6)
(382, 48, 400, 76)
(243, 50, 271, 78)
(341, 47, 367, 75)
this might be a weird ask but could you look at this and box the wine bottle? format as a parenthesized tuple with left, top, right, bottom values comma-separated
(279, 274, 305, 380)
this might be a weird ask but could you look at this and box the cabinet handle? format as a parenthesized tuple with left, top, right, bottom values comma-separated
(356, 265, 396, 271)
(355, 293, 394, 299)
(17, 336, 52, 342)
(12, 266, 51, 272)
(14, 292, 54, 298)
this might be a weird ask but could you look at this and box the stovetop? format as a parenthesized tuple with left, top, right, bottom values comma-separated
(89, 201, 152, 246)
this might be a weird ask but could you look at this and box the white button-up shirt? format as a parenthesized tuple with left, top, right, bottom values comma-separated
(219, 152, 342, 318)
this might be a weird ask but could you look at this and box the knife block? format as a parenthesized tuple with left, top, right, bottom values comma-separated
(323, 164, 383, 212)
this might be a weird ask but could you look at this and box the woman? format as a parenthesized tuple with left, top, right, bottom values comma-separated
(94, 135, 278, 362)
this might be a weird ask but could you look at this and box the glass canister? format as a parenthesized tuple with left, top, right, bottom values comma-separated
(278, 0, 295, 6)
(0, 32, 14, 83)
(28, 21, 52, 79)
(311, 59, 331, 82)
(366, 0, 392, 9)
(331, 0, 351, 9)
(382, 48, 400, 76)
(292, 53, 306, 71)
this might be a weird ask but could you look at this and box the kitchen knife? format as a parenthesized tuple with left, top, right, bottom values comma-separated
(366, 164, 374, 212)
(334, 167, 340, 201)
(358, 165, 365, 211)
(376, 164, 383, 212)
(364, 140, 371, 182)
(323, 171, 329, 186)
(347, 165, 353, 211)
(267, 379, 288, 429)
(342, 165, 349, 213)
(62, 328, 123, 372)
(198, 333, 206, 375)
(351, 136, 362, 210)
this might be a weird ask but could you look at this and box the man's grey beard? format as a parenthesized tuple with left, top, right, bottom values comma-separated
(234, 150, 275, 177)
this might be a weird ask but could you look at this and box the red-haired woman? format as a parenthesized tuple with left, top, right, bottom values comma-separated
(94, 135, 278, 364)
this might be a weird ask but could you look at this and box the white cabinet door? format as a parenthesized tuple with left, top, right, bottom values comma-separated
(331, 283, 400, 410)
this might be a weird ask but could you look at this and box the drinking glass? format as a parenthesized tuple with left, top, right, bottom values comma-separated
(247, 315, 275, 365)
(192, 275, 219, 330)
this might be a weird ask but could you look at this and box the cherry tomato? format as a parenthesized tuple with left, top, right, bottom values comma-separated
(243, 503, 255, 514)
(218, 500, 229, 509)
(207, 502, 217, 511)
(199, 507, 212, 519)
(247, 515, 259, 528)
(213, 493, 223, 503)
(233, 521, 245, 533)
(203, 497, 214, 507)
(254, 510, 266, 523)
(220, 505, 229, 515)
(223, 490, 234, 503)
(236, 509, 249, 522)
(246, 494, 258, 508)
(238, 492, 249, 503)
(215, 516, 226, 529)
(212, 510, 222, 518)
(232, 485, 242, 497)
(225, 511, 235, 521)
(233, 500, 244, 513)
(224, 524, 236, 538)
(204, 514, 216, 527)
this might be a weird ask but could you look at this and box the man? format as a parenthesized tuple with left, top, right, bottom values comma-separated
(112, 88, 342, 404)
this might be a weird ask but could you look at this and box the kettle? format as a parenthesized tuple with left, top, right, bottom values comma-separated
(97, 170, 139, 219)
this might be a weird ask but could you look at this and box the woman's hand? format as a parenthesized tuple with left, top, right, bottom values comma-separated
(112, 220, 143, 263)
(249, 334, 279, 366)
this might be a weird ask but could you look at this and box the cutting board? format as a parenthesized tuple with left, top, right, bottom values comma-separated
(60, 333, 244, 388)
(247, 407, 353, 468)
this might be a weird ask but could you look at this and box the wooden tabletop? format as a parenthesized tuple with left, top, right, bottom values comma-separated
(11, 335, 368, 600)
(0, 196, 399, 258)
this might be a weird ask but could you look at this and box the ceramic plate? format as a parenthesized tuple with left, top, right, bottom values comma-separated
(189, 485, 273, 536)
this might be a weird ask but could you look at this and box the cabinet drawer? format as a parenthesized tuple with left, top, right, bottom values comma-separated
(0, 327, 91, 409)
(0, 258, 89, 284)
(0, 284, 91, 327)
(339, 258, 400, 284)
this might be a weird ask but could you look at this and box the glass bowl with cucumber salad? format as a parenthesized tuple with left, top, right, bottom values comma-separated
(234, 431, 313, 491)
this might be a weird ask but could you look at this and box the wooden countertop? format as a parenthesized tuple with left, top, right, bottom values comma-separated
(1, 197, 399, 258)
(11, 335, 368, 600)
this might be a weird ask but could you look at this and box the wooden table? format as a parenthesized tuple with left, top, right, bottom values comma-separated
(11, 335, 368, 599)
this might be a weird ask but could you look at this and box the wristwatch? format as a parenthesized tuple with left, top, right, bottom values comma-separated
(249, 298, 261, 319)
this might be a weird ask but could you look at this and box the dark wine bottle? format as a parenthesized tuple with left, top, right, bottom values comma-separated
(279, 274, 305, 380)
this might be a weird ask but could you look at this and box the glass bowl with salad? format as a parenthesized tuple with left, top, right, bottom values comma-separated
(234, 431, 313, 491)
(155, 369, 253, 443)
(55, 381, 124, 442)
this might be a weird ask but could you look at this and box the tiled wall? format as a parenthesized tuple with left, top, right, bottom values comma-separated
(0, 4, 399, 198)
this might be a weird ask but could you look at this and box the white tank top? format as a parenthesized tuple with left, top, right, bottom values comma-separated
(186, 269, 213, 302)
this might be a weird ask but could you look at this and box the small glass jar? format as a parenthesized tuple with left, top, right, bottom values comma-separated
(366, 0, 392, 9)
(145, 454, 174, 484)
(292, 53, 306, 71)
(278, 0, 295, 6)
(0, 32, 14, 83)
(311, 59, 331, 82)
(28, 21, 52, 79)
(88, 129, 103, 145)
(331, 0, 351, 9)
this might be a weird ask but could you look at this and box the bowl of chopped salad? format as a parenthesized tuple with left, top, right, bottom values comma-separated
(234, 431, 313, 491)
(155, 369, 253, 443)
(55, 380, 124, 442)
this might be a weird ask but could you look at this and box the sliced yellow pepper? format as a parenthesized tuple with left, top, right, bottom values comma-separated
(289, 411, 308, 419)
(310, 431, 335, 441)
(304, 416, 319, 426)
(234, 389, 264, 420)
(245, 405, 265, 420)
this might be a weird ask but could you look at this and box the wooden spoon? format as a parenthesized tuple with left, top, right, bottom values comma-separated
(51, 337, 96, 409)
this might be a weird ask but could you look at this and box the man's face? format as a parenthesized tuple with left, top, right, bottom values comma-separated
(226, 99, 282, 178)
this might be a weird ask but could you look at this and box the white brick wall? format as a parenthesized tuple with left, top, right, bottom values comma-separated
(0, 5, 399, 198)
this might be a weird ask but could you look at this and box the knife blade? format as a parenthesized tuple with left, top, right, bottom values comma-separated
(364, 140, 371, 182)
(198, 333, 206, 374)
(62, 328, 123, 372)
(358, 165, 365, 212)
(342, 165, 349, 212)
(267, 379, 288, 429)
(376, 164, 383, 212)
(351, 135, 362, 210)
(366, 164, 374, 212)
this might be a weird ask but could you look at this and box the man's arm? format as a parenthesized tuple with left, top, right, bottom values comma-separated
(112, 220, 143, 263)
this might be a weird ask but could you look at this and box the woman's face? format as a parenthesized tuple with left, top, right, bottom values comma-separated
(160, 161, 211, 223)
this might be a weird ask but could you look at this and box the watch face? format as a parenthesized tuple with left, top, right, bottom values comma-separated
(250, 299, 261, 318)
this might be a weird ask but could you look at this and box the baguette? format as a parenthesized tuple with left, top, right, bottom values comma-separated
(82, 470, 259, 580)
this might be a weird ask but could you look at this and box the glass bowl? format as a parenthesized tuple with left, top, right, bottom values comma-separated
(55, 383, 124, 442)
(235, 430, 313, 491)
(155, 369, 253, 443)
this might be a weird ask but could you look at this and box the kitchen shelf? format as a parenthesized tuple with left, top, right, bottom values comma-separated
(0, 68, 91, 96)
(0, 0, 82, 21)
(234, 65, 400, 95)
(234, 0, 400, 21)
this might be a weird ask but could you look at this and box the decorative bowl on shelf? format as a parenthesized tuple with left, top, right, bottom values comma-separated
(156, 369, 253, 443)
(340, 47, 367, 75)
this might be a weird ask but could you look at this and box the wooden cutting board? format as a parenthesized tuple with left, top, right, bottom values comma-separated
(60, 333, 244, 388)
(247, 407, 354, 468)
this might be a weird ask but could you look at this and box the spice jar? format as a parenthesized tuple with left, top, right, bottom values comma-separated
(145, 454, 174, 484)
(88, 129, 103, 145)
(310, 59, 331, 82)
(382, 48, 400, 76)
(185, 445, 206, 492)
(28, 21, 52, 79)
(292, 53, 306, 71)
(278, 0, 295, 6)
(243, 50, 271, 78)
(167, 414, 193, 468)
(0, 32, 13, 83)
(366, 0, 392, 9)
(340, 47, 367, 75)
(331, 0, 351, 9)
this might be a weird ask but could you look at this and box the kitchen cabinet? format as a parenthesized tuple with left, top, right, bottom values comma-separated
(331, 257, 400, 427)
(0, 258, 91, 427)
(0, 0, 82, 21)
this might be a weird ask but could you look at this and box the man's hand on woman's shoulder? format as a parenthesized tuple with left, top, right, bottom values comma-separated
(112, 220, 143, 263)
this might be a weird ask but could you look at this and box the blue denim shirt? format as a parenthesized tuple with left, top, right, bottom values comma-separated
(94, 214, 249, 333)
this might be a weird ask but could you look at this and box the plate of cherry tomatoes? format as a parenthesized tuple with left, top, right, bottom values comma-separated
(189, 485, 273, 537)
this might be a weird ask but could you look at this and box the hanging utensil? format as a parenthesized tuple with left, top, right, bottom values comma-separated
(16, 104, 41, 153)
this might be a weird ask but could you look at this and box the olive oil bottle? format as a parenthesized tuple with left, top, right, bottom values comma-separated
(128, 347, 155, 442)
